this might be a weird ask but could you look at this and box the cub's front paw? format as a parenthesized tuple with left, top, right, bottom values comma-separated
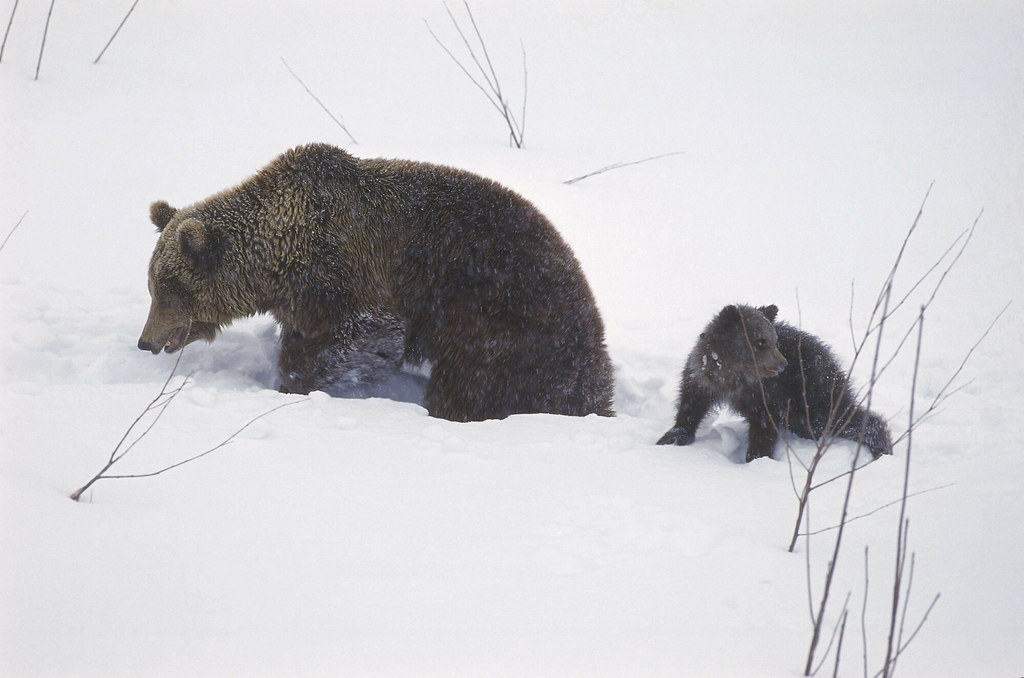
(657, 427, 695, 446)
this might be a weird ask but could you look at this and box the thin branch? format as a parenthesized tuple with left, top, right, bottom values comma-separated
(519, 38, 527, 143)
(861, 547, 870, 678)
(799, 484, 954, 538)
(881, 309, 925, 676)
(425, 17, 504, 117)
(831, 608, 850, 678)
(426, 1, 526, 147)
(804, 283, 891, 676)
(93, 0, 140, 64)
(874, 592, 940, 678)
(1, 0, 19, 63)
(34, 0, 54, 81)
(0, 210, 28, 254)
(563, 151, 686, 185)
(891, 301, 1010, 448)
(69, 348, 189, 501)
(280, 57, 357, 144)
(70, 356, 305, 500)
(812, 592, 851, 676)
(104, 399, 303, 480)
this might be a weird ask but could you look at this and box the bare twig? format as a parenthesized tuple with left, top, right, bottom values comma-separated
(69, 343, 305, 501)
(103, 399, 301, 480)
(93, 0, 140, 64)
(812, 592, 851, 676)
(804, 280, 891, 676)
(891, 301, 1010, 447)
(70, 348, 189, 501)
(563, 151, 685, 185)
(831, 607, 850, 678)
(426, 1, 526, 148)
(881, 309, 924, 676)
(799, 484, 954, 538)
(0, 210, 28, 254)
(1, 0, 19, 63)
(861, 547, 870, 678)
(874, 591, 940, 678)
(34, 0, 54, 80)
(281, 57, 357, 144)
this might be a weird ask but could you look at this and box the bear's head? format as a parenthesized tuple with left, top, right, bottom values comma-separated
(708, 304, 788, 380)
(137, 200, 229, 354)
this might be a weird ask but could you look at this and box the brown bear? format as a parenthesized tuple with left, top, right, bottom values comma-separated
(137, 143, 614, 422)
(657, 304, 892, 462)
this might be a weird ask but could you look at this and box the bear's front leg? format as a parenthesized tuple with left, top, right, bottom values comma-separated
(657, 381, 714, 446)
(744, 410, 779, 462)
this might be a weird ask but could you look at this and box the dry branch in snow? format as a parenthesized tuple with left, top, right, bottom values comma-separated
(69, 346, 305, 502)
(0, 210, 28, 254)
(426, 1, 527, 148)
(563, 152, 685, 185)
(93, 0, 141, 64)
(0, 0, 19, 63)
(281, 57, 357, 145)
(34, 0, 54, 80)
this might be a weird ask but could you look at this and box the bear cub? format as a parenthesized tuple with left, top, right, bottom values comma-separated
(657, 304, 892, 462)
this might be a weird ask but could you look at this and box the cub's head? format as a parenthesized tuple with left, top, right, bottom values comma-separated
(137, 200, 226, 355)
(709, 304, 788, 380)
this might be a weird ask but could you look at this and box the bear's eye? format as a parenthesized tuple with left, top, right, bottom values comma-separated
(755, 338, 766, 348)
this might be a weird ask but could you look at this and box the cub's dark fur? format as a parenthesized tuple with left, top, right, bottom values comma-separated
(658, 304, 892, 462)
(139, 143, 614, 421)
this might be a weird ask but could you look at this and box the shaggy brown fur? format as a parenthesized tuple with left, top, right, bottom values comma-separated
(657, 304, 892, 462)
(138, 143, 614, 421)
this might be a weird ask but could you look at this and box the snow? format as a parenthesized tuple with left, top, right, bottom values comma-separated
(1, 1, 1022, 676)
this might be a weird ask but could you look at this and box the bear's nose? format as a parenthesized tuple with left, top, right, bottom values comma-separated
(138, 338, 158, 354)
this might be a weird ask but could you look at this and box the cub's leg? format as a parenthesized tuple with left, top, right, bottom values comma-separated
(657, 381, 715, 446)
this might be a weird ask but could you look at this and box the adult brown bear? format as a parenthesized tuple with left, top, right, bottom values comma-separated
(138, 144, 614, 422)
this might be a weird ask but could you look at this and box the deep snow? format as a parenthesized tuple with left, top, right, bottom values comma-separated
(1, 1, 1022, 676)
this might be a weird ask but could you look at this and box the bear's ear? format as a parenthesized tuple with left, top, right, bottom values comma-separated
(718, 304, 742, 327)
(150, 201, 177, 231)
(177, 218, 216, 272)
(758, 304, 779, 322)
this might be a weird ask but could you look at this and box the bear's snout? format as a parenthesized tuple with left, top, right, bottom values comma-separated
(767, 352, 788, 375)
(137, 337, 160, 354)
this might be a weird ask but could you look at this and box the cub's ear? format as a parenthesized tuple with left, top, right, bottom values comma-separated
(177, 218, 217, 272)
(718, 304, 741, 326)
(150, 201, 177, 231)
(758, 304, 779, 322)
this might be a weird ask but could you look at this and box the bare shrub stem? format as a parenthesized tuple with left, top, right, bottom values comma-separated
(563, 152, 685, 185)
(34, 0, 54, 80)
(0, 210, 28, 254)
(69, 347, 304, 501)
(281, 57, 357, 144)
(93, 0, 140, 64)
(1, 0, 19, 63)
(426, 1, 527, 148)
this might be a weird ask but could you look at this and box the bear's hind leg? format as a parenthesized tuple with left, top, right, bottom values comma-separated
(277, 310, 414, 400)
(837, 408, 893, 458)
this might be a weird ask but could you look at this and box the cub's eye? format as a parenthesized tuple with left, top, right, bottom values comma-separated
(755, 338, 766, 348)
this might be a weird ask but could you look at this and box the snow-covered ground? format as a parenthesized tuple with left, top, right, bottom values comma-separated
(2, 2, 1021, 676)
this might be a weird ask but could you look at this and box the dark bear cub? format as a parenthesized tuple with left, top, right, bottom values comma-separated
(657, 304, 892, 462)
